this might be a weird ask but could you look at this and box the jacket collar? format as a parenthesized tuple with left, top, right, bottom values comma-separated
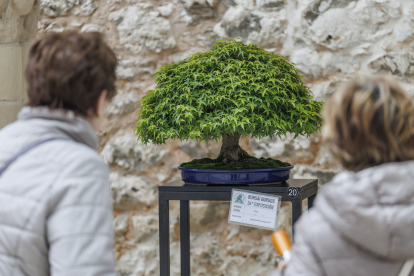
(18, 107, 98, 149)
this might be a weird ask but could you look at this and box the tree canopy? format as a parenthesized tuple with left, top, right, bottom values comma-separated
(135, 39, 323, 145)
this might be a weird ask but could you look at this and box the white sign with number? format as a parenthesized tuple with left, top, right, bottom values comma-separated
(228, 189, 281, 231)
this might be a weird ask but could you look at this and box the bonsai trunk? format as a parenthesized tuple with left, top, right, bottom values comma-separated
(216, 134, 254, 164)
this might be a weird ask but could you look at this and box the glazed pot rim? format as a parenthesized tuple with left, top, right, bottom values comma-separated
(178, 165, 294, 173)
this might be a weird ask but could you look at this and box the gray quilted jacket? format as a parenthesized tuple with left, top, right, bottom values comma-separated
(0, 107, 116, 276)
(271, 162, 414, 276)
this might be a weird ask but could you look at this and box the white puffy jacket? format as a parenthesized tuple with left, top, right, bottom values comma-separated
(270, 161, 414, 276)
(0, 107, 116, 276)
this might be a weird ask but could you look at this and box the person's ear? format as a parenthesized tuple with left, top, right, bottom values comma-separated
(96, 90, 108, 117)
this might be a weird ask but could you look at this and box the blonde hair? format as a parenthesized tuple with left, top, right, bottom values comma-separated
(323, 76, 414, 171)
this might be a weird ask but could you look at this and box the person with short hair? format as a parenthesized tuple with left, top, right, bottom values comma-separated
(272, 76, 414, 276)
(0, 31, 117, 276)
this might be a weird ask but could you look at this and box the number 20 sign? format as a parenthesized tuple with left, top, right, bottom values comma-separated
(287, 187, 299, 199)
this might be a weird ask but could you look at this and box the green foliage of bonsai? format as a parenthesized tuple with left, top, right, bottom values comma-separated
(135, 39, 323, 168)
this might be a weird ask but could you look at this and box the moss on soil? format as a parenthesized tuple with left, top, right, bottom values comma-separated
(180, 157, 291, 170)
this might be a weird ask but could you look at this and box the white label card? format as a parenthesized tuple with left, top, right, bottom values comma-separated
(228, 189, 281, 231)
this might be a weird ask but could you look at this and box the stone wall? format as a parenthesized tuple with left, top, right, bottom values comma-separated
(37, 0, 414, 275)
(0, 0, 39, 128)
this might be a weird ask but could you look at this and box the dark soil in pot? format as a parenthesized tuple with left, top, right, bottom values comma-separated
(180, 157, 291, 170)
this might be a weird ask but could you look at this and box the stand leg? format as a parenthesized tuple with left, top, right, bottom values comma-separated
(159, 196, 170, 276)
(308, 194, 316, 209)
(291, 200, 302, 240)
(180, 201, 190, 276)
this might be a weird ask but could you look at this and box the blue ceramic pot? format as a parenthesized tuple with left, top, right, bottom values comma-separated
(178, 166, 294, 184)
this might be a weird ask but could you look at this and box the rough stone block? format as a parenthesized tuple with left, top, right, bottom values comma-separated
(110, 172, 158, 210)
(41, 0, 98, 17)
(213, 6, 286, 47)
(114, 4, 176, 54)
(369, 52, 414, 76)
(113, 214, 129, 236)
(307, 1, 389, 50)
(180, 0, 221, 23)
(101, 133, 168, 171)
(250, 133, 313, 163)
(292, 165, 340, 185)
(190, 202, 229, 230)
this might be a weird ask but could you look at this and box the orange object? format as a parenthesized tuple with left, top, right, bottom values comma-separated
(271, 230, 292, 261)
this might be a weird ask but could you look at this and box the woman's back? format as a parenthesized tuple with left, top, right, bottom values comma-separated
(285, 161, 414, 276)
(0, 108, 116, 276)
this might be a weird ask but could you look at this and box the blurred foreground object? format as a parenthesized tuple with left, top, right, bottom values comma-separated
(271, 230, 292, 261)
(0, 30, 117, 275)
(0, 0, 40, 128)
(273, 77, 414, 276)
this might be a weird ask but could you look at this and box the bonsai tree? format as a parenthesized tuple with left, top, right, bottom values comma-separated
(135, 39, 323, 169)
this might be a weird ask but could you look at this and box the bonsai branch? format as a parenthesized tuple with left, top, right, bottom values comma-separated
(216, 133, 254, 164)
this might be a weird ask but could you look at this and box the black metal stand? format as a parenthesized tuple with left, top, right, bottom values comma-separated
(158, 179, 318, 276)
